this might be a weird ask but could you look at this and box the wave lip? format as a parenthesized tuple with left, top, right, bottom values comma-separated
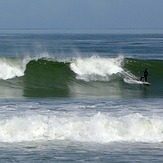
(70, 55, 124, 81)
(0, 58, 28, 80)
(0, 53, 51, 80)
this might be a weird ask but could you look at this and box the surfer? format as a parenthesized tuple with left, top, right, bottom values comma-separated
(140, 68, 149, 82)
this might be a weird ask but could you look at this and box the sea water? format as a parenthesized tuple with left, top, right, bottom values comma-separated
(0, 29, 163, 162)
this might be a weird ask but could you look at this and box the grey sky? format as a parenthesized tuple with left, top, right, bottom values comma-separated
(0, 0, 163, 29)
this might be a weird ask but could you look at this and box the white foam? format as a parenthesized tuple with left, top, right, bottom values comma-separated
(0, 53, 51, 80)
(124, 78, 143, 84)
(70, 56, 124, 81)
(0, 112, 163, 143)
(121, 70, 141, 84)
(0, 58, 27, 80)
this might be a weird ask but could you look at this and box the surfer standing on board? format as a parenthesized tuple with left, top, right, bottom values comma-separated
(140, 68, 149, 82)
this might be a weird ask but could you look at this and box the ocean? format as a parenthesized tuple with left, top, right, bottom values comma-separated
(0, 29, 163, 162)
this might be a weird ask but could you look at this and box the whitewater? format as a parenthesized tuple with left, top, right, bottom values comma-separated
(1, 104, 163, 143)
(0, 30, 163, 162)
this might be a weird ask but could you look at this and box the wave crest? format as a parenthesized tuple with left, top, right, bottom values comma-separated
(70, 55, 124, 81)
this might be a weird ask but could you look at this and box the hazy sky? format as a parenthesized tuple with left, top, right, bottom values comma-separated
(0, 0, 163, 30)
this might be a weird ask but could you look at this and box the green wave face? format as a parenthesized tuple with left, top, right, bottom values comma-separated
(124, 58, 163, 96)
(23, 59, 74, 97)
(0, 57, 163, 98)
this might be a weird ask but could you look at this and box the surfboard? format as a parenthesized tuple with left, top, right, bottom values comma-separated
(137, 80, 151, 85)
(142, 82, 151, 85)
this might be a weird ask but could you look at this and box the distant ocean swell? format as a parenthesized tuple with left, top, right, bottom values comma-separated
(0, 55, 163, 98)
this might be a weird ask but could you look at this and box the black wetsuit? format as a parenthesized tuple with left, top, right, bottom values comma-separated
(140, 69, 149, 82)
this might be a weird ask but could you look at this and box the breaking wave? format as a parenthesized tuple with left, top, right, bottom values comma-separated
(0, 112, 163, 143)
(0, 55, 162, 98)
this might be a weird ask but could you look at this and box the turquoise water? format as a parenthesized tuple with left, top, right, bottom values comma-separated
(0, 30, 163, 162)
